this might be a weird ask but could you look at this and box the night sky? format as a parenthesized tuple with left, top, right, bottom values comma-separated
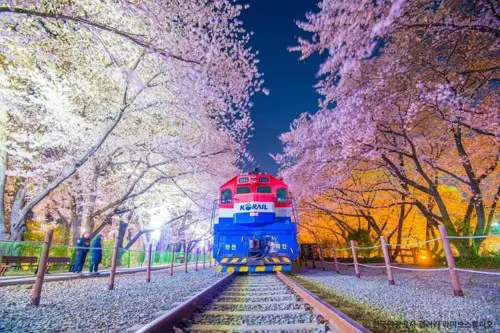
(240, 0, 324, 175)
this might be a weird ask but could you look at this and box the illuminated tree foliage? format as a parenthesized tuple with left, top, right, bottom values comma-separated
(0, 0, 262, 242)
(278, 0, 499, 258)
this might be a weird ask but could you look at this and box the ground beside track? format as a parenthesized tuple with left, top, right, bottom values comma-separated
(0, 268, 225, 333)
(297, 266, 499, 333)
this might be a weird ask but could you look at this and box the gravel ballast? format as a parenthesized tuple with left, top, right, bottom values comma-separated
(183, 274, 325, 332)
(0, 268, 225, 332)
(299, 266, 499, 332)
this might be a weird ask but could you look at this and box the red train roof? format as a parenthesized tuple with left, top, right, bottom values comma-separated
(219, 173, 288, 189)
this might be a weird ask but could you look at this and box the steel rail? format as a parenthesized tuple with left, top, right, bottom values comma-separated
(276, 272, 371, 333)
(136, 273, 235, 333)
(136, 272, 370, 332)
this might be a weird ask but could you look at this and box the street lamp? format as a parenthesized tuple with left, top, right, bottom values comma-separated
(492, 222, 500, 234)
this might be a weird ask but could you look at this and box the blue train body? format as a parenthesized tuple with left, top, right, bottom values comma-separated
(212, 171, 298, 273)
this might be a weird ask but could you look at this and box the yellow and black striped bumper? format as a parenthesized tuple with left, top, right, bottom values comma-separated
(220, 256, 292, 265)
(263, 257, 292, 265)
(217, 256, 293, 273)
(220, 257, 249, 265)
(217, 265, 291, 273)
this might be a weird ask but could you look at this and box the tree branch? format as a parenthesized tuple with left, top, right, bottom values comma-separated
(0, 7, 200, 64)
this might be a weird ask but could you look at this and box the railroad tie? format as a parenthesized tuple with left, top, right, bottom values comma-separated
(188, 323, 325, 332)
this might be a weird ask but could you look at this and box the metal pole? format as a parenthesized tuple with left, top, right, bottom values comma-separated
(108, 233, 120, 290)
(203, 250, 206, 269)
(169, 245, 175, 276)
(350, 240, 360, 278)
(332, 245, 339, 274)
(195, 250, 199, 271)
(30, 228, 53, 306)
(438, 225, 464, 296)
(146, 243, 152, 283)
(184, 243, 188, 273)
(319, 245, 325, 271)
(380, 236, 395, 285)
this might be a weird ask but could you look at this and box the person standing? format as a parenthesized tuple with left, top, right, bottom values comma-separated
(89, 234, 103, 274)
(73, 232, 91, 274)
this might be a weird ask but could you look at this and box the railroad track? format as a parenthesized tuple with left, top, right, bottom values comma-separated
(136, 272, 370, 333)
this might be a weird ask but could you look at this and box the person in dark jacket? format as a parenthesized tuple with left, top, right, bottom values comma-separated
(89, 234, 103, 274)
(73, 232, 91, 273)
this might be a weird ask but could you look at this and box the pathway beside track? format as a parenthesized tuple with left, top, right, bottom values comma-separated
(0, 263, 199, 286)
(298, 265, 499, 332)
(0, 268, 224, 333)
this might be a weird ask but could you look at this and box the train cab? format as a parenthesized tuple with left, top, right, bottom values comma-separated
(212, 170, 298, 273)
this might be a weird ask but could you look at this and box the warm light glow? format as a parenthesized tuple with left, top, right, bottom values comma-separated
(41, 223, 57, 231)
(419, 250, 430, 265)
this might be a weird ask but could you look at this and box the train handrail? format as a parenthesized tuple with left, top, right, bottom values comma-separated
(215, 195, 295, 205)
(211, 196, 299, 226)
(209, 199, 219, 234)
(290, 197, 300, 224)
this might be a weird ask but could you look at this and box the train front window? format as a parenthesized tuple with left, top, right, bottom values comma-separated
(236, 186, 251, 194)
(277, 188, 287, 203)
(257, 186, 272, 193)
(221, 189, 232, 203)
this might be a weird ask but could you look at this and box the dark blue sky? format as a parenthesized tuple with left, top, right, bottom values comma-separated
(240, 0, 323, 175)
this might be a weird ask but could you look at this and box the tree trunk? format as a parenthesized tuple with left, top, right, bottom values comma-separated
(84, 165, 99, 232)
(116, 220, 128, 266)
(70, 193, 85, 245)
(0, 147, 7, 240)
(187, 240, 198, 253)
(390, 200, 406, 261)
(0, 108, 7, 239)
(453, 126, 486, 251)
(9, 182, 26, 241)
(426, 223, 442, 261)
(451, 239, 479, 259)
(9, 79, 136, 235)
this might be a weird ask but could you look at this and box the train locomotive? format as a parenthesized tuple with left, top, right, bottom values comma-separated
(212, 170, 298, 273)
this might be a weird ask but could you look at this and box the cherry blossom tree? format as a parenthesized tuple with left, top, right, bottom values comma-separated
(278, 0, 499, 257)
(0, 0, 262, 241)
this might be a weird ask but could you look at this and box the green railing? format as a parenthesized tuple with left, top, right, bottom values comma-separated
(0, 240, 205, 276)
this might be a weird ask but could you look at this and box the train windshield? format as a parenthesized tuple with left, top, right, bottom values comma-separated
(257, 186, 272, 193)
(277, 188, 287, 202)
(236, 186, 251, 194)
(221, 189, 232, 203)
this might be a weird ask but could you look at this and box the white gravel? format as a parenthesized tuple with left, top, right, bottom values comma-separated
(299, 265, 499, 332)
(0, 268, 226, 332)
